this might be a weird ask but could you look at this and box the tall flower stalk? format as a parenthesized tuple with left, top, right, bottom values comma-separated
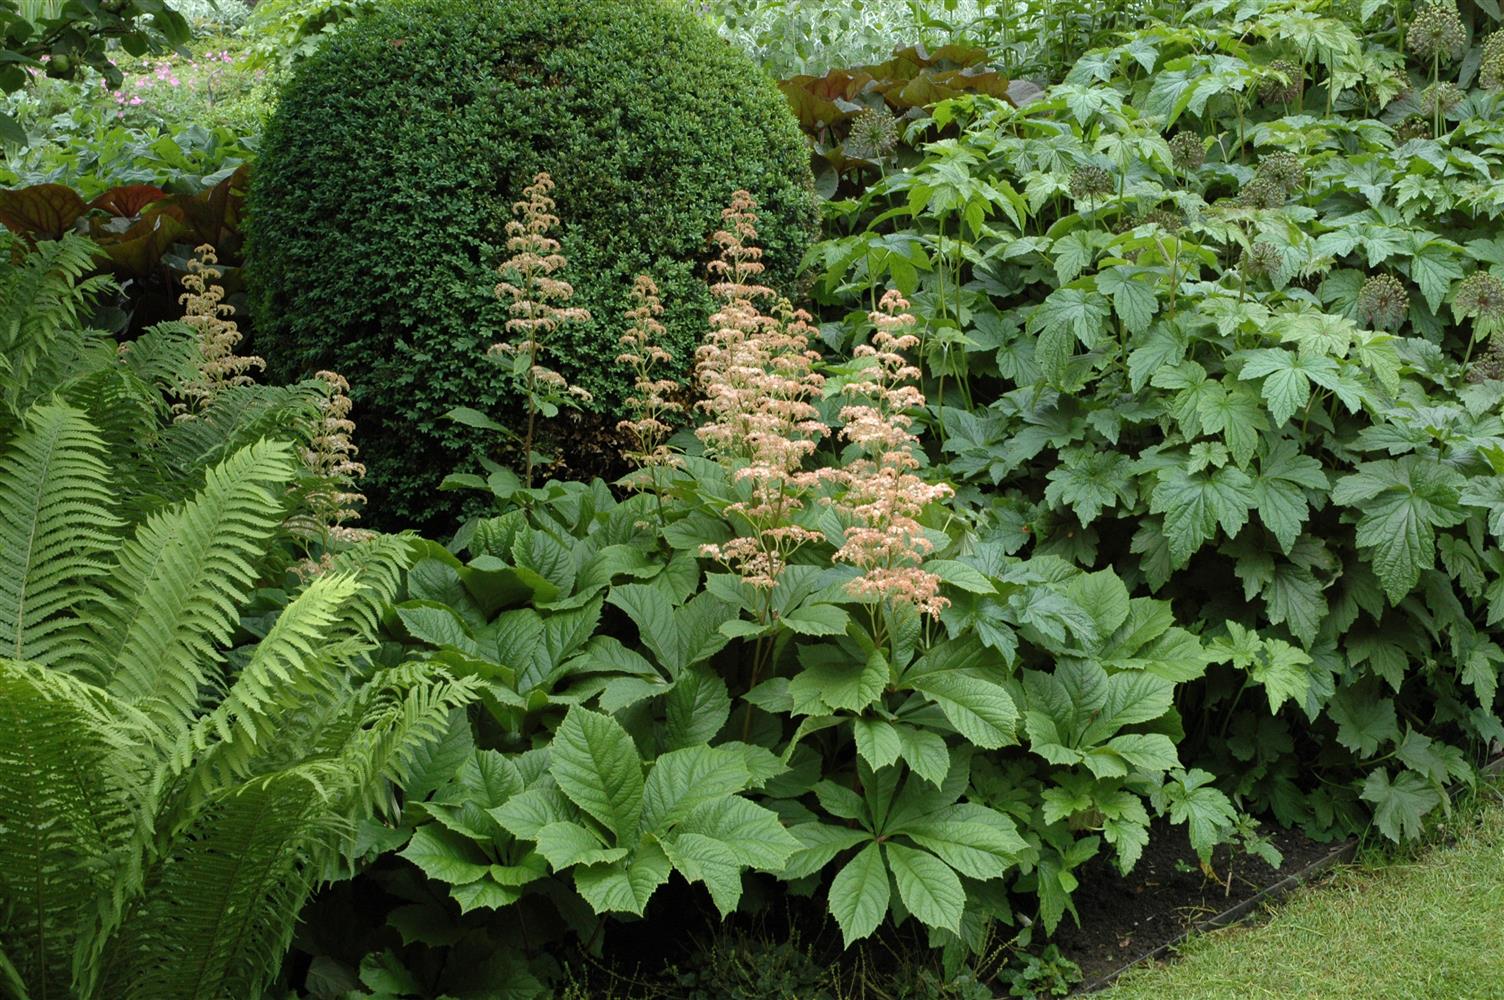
(173, 243, 263, 420)
(696, 191, 827, 597)
(825, 291, 954, 650)
(616, 274, 682, 522)
(491, 172, 592, 487)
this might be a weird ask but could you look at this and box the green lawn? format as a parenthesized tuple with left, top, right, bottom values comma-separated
(1094, 791, 1504, 1000)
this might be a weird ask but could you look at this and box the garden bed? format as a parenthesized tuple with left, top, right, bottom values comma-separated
(1057, 821, 1351, 993)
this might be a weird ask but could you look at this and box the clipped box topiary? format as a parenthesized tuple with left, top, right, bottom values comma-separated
(245, 0, 817, 529)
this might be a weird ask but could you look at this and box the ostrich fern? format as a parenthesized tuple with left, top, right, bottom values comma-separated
(0, 237, 477, 998)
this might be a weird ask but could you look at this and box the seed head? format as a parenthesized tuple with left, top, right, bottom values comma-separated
(1255, 152, 1306, 194)
(1357, 274, 1409, 331)
(1454, 271, 1504, 323)
(1395, 114, 1433, 142)
(1480, 31, 1504, 90)
(1407, 2, 1467, 62)
(1259, 59, 1304, 104)
(1418, 81, 1463, 118)
(1169, 132, 1206, 171)
(1240, 241, 1283, 279)
(1069, 164, 1114, 202)
(846, 103, 901, 160)
(1467, 337, 1504, 383)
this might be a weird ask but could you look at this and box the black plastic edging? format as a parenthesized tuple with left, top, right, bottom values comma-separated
(1070, 752, 1504, 995)
(1074, 837, 1357, 995)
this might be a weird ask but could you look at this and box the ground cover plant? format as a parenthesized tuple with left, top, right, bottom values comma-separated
(4, 0, 1504, 997)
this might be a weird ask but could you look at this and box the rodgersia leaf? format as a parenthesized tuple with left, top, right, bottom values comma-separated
(549, 706, 643, 844)
(573, 843, 672, 916)
(829, 842, 890, 947)
(884, 842, 964, 934)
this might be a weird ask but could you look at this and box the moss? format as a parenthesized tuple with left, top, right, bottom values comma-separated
(245, 0, 817, 528)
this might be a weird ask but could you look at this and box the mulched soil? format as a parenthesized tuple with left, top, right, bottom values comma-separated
(1053, 820, 1346, 992)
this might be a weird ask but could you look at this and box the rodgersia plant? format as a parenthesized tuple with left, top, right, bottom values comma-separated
(173, 244, 264, 420)
(826, 291, 954, 625)
(490, 172, 593, 487)
(696, 191, 827, 593)
(616, 274, 683, 521)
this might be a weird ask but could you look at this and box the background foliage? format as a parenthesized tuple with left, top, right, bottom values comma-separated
(245, 0, 818, 530)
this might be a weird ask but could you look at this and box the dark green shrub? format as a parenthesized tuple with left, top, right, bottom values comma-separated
(245, 0, 818, 528)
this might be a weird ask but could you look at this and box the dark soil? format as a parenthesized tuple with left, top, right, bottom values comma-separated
(1053, 820, 1346, 992)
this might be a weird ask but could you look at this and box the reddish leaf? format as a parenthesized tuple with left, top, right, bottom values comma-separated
(87, 185, 168, 219)
(0, 184, 88, 241)
(98, 214, 190, 279)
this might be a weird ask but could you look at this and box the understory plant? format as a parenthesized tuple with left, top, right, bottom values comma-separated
(0, 232, 477, 999)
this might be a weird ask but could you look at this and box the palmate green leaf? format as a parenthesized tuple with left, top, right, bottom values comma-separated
(0, 404, 122, 669)
(1150, 465, 1255, 567)
(1044, 449, 1135, 526)
(1328, 687, 1399, 757)
(573, 842, 672, 916)
(534, 821, 626, 870)
(1263, 562, 1325, 648)
(1331, 459, 1468, 603)
(1406, 240, 1464, 313)
(1360, 768, 1442, 842)
(884, 842, 964, 934)
(829, 842, 890, 947)
(1156, 769, 1237, 860)
(1253, 439, 1329, 553)
(1248, 637, 1315, 714)
(1095, 267, 1159, 335)
(640, 744, 750, 833)
(549, 706, 643, 844)
(1236, 348, 1340, 425)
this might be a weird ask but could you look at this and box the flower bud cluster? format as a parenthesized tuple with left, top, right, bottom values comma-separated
(173, 243, 264, 420)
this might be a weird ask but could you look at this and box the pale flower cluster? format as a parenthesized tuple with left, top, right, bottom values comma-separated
(616, 274, 683, 471)
(172, 244, 264, 420)
(696, 192, 827, 590)
(490, 172, 593, 484)
(825, 291, 953, 618)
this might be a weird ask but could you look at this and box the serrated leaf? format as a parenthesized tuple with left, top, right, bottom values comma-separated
(884, 842, 964, 933)
(853, 717, 903, 770)
(829, 842, 891, 946)
(534, 821, 626, 870)
(573, 843, 672, 915)
(1360, 769, 1441, 842)
(1150, 466, 1255, 566)
(550, 706, 644, 843)
(641, 745, 750, 832)
(399, 826, 489, 886)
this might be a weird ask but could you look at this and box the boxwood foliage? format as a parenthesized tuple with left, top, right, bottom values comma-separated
(245, 0, 817, 528)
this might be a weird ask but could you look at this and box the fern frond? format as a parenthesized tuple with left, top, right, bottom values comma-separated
(89, 763, 352, 1000)
(0, 661, 149, 999)
(0, 404, 122, 667)
(314, 663, 483, 825)
(116, 321, 199, 395)
(182, 571, 367, 798)
(58, 367, 167, 520)
(92, 439, 296, 731)
(0, 233, 116, 419)
(153, 384, 325, 505)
